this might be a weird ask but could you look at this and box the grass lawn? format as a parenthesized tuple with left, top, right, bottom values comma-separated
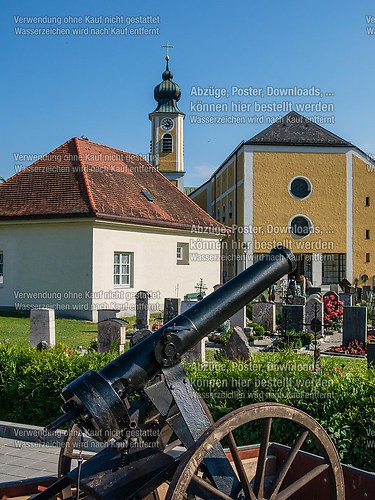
(0, 312, 98, 348)
(0, 312, 164, 348)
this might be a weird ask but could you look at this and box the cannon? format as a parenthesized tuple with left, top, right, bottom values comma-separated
(34, 247, 344, 500)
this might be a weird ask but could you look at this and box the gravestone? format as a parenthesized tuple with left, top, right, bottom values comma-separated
(282, 305, 305, 333)
(308, 293, 322, 301)
(330, 284, 340, 294)
(230, 307, 246, 330)
(275, 277, 288, 304)
(367, 343, 375, 366)
(363, 286, 371, 301)
(252, 302, 276, 332)
(225, 326, 253, 362)
(180, 300, 205, 362)
(308, 287, 321, 296)
(97, 309, 120, 323)
(339, 293, 352, 307)
(30, 309, 55, 347)
(135, 291, 150, 330)
(163, 298, 181, 324)
(293, 296, 306, 306)
(306, 298, 324, 334)
(98, 318, 126, 354)
(343, 306, 367, 345)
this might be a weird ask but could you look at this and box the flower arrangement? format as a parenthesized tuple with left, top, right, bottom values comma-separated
(327, 339, 366, 356)
(324, 296, 344, 330)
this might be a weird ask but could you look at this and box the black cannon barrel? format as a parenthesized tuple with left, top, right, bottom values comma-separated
(98, 246, 295, 394)
(53, 246, 296, 438)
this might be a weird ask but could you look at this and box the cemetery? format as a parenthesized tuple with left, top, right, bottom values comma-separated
(0, 248, 375, 499)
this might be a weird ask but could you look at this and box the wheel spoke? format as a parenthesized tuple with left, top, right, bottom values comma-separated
(253, 417, 272, 498)
(190, 474, 234, 500)
(276, 463, 330, 500)
(268, 430, 309, 499)
(226, 431, 256, 500)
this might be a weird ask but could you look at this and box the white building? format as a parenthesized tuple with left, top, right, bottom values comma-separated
(0, 137, 226, 320)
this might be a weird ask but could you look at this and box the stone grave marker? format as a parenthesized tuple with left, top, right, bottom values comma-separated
(163, 298, 181, 324)
(308, 293, 322, 301)
(275, 276, 288, 304)
(293, 296, 306, 306)
(98, 318, 126, 354)
(230, 307, 246, 330)
(363, 286, 372, 301)
(282, 305, 305, 332)
(252, 302, 276, 332)
(135, 290, 150, 330)
(343, 306, 367, 345)
(225, 326, 253, 362)
(367, 343, 375, 366)
(308, 287, 321, 296)
(30, 308, 55, 347)
(180, 301, 205, 362)
(97, 309, 120, 323)
(339, 293, 352, 307)
(330, 284, 340, 294)
(306, 297, 324, 334)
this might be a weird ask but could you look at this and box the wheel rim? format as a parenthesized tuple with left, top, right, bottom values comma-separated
(166, 402, 345, 500)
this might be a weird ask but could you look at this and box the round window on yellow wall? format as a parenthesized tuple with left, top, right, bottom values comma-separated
(289, 176, 312, 199)
(289, 214, 313, 239)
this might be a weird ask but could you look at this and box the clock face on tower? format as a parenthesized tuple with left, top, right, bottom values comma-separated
(161, 117, 174, 131)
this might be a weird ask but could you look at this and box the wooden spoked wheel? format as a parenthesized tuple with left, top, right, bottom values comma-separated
(58, 423, 94, 499)
(166, 403, 345, 500)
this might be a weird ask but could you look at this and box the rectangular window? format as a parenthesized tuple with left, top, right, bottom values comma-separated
(114, 252, 132, 287)
(366, 253, 371, 263)
(177, 242, 189, 265)
(366, 229, 370, 240)
(366, 196, 370, 207)
(322, 253, 346, 284)
(0, 252, 3, 285)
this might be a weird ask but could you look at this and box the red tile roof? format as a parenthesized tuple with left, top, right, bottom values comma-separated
(0, 137, 227, 233)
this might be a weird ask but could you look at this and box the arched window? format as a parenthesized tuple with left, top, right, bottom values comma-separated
(162, 133, 173, 153)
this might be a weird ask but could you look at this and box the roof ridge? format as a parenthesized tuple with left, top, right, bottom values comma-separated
(74, 137, 98, 214)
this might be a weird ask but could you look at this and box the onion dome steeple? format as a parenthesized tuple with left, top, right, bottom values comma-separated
(153, 55, 184, 114)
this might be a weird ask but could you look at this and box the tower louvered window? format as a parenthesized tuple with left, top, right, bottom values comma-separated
(162, 134, 173, 152)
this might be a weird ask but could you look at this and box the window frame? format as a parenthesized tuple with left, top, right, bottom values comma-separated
(288, 214, 313, 239)
(176, 242, 189, 265)
(322, 253, 346, 285)
(161, 133, 173, 153)
(114, 252, 133, 288)
(288, 176, 313, 200)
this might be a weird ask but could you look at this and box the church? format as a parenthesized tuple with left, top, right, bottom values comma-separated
(0, 54, 226, 321)
(190, 111, 375, 290)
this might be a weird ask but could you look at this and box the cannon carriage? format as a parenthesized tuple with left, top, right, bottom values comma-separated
(31, 247, 344, 500)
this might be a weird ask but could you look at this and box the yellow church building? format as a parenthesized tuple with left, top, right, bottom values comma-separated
(190, 111, 375, 288)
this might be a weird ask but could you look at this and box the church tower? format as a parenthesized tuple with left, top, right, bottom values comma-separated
(149, 44, 185, 190)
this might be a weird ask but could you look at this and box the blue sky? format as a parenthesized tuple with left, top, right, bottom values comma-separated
(1, 0, 375, 186)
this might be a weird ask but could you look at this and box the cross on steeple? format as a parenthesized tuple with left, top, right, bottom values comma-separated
(162, 40, 174, 60)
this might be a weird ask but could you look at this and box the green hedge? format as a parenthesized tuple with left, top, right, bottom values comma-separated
(185, 351, 375, 472)
(0, 343, 374, 472)
(0, 343, 118, 425)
